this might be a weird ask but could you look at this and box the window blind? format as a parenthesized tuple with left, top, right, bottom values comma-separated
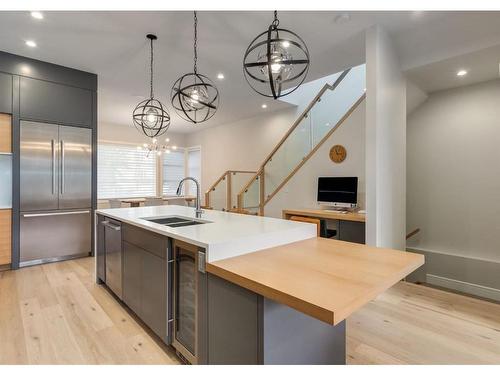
(187, 148, 201, 196)
(98, 143, 156, 199)
(162, 149, 186, 195)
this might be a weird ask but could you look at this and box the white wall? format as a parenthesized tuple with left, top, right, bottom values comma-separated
(365, 26, 407, 250)
(265, 101, 366, 218)
(98, 122, 187, 147)
(407, 79, 500, 263)
(406, 79, 428, 115)
(185, 107, 299, 197)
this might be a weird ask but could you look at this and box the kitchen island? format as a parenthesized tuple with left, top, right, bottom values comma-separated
(95, 205, 423, 365)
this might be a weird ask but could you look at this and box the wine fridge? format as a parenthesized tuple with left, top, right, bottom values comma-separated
(172, 239, 205, 364)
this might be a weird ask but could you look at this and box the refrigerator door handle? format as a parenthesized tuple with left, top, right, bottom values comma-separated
(60, 139, 65, 194)
(22, 210, 90, 218)
(51, 139, 56, 195)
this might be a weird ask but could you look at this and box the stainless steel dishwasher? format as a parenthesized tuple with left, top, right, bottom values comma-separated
(102, 218, 122, 299)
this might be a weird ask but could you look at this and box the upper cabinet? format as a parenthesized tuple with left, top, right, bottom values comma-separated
(20, 77, 93, 127)
(0, 73, 12, 114)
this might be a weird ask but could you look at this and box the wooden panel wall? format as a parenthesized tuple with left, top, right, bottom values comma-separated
(0, 114, 11, 266)
(0, 209, 11, 265)
(0, 113, 11, 153)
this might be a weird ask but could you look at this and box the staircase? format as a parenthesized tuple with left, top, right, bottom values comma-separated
(205, 64, 366, 216)
(204, 170, 256, 211)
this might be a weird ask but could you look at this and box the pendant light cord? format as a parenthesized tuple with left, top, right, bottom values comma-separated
(150, 36, 154, 98)
(193, 11, 198, 74)
(272, 10, 279, 28)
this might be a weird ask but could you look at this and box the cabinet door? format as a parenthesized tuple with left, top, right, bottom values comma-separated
(141, 250, 167, 341)
(0, 73, 12, 114)
(338, 221, 366, 244)
(123, 241, 142, 315)
(20, 77, 92, 127)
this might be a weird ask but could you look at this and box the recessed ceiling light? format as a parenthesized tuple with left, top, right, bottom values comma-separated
(30, 11, 44, 20)
(20, 65, 31, 74)
(25, 40, 37, 48)
(217, 73, 224, 80)
(261, 104, 267, 109)
(456, 70, 467, 77)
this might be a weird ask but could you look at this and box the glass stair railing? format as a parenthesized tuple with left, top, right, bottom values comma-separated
(237, 64, 366, 215)
(204, 170, 256, 211)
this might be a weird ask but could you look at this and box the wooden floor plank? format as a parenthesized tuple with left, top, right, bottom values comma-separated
(1, 257, 500, 364)
(19, 297, 57, 364)
(0, 270, 28, 364)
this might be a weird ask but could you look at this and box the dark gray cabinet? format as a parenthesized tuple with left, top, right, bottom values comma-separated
(338, 221, 365, 244)
(142, 249, 167, 339)
(123, 241, 143, 315)
(122, 224, 170, 344)
(0, 72, 12, 114)
(20, 77, 92, 127)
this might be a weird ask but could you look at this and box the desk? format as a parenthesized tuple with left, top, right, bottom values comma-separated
(283, 208, 366, 244)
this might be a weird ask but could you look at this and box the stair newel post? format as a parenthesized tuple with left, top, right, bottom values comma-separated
(205, 191, 210, 209)
(259, 169, 265, 216)
(226, 171, 232, 211)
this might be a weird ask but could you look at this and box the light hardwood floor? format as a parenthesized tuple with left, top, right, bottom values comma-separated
(1, 257, 500, 365)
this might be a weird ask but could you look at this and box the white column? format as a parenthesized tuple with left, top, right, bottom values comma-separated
(365, 25, 407, 250)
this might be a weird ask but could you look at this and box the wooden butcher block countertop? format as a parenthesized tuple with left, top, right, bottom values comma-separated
(206, 237, 424, 325)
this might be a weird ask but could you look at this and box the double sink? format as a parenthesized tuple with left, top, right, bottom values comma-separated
(142, 215, 210, 228)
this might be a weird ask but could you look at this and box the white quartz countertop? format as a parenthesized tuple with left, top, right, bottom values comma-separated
(96, 205, 316, 262)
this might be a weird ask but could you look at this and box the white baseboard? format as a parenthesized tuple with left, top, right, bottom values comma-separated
(427, 274, 500, 302)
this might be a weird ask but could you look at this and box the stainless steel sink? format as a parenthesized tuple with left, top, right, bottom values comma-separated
(141, 216, 209, 227)
(167, 220, 205, 228)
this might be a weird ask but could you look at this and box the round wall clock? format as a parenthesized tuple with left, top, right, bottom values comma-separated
(329, 145, 347, 163)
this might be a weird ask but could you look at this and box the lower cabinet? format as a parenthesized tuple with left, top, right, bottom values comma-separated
(141, 249, 167, 339)
(123, 242, 143, 315)
(338, 221, 366, 244)
(122, 229, 170, 344)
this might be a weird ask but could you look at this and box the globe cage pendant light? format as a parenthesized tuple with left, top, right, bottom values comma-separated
(133, 34, 170, 138)
(171, 11, 219, 124)
(243, 11, 310, 99)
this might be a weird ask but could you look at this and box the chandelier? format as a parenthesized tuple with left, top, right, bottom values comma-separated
(171, 11, 219, 124)
(138, 137, 178, 158)
(132, 34, 170, 137)
(243, 11, 310, 99)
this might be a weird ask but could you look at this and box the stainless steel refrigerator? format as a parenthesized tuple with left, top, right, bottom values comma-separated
(19, 121, 92, 267)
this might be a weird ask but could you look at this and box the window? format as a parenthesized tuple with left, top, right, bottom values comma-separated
(162, 148, 186, 195)
(98, 142, 156, 199)
(187, 147, 201, 196)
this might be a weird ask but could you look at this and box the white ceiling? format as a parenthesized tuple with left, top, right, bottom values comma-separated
(406, 43, 500, 93)
(0, 11, 500, 133)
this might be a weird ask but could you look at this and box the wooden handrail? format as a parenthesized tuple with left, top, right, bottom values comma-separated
(236, 70, 352, 211)
(236, 67, 365, 215)
(406, 228, 420, 240)
(264, 94, 366, 206)
(260, 69, 350, 168)
(205, 170, 256, 209)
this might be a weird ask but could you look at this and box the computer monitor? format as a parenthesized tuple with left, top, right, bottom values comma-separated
(317, 177, 358, 208)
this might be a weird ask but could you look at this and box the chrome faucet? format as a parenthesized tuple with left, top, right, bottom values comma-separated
(176, 177, 203, 218)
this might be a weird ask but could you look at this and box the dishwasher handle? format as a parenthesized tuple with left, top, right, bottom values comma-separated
(102, 220, 121, 231)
